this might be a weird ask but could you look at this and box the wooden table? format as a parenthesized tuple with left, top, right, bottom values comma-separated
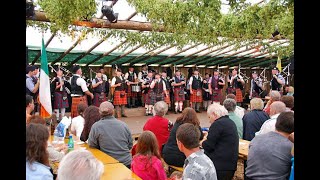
(238, 139, 250, 160)
(102, 163, 142, 180)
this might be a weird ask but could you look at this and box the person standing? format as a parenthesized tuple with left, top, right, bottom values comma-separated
(230, 68, 245, 104)
(70, 65, 94, 118)
(209, 69, 225, 104)
(26, 65, 40, 114)
(150, 73, 167, 107)
(161, 71, 172, 111)
(189, 69, 203, 113)
(124, 66, 138, 108)
(270, 67, 285, 92)
(141, 70, 154, 116)
(51, 67, 69, 121)
(249, 71, 263, 99)
(172, 70, 186, 113)
(202, 73, 211, 111)
(138, 64, 149, 107)
(91, 71, 107, 107)
(110, 69, 128, 118)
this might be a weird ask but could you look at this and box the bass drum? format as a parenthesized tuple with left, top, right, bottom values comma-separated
(131, 85, 141, 92)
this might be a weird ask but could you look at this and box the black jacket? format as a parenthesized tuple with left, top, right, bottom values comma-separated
(203, 115, 239, 171)
(242, 109, 270, 141)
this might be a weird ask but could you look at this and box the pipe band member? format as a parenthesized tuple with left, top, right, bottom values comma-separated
(189, 69, 203, 112)
(111, 68, 128, 118)
(209, 69, 225, 105)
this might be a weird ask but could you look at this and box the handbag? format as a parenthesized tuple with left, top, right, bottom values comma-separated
(120, 91, 125, 98)
(196, 90, 201, 96)
(178, 90, 184, 96)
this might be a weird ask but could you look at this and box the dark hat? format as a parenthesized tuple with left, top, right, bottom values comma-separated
(175, 69, 180, 72)
(71, 65, 81, 73)
(116, 68, 122, 72)
(34, 65, 40, 69)
(161, 70, 167, 73)
(252, 71, 258, 74)
(99, 66, 104, 70)
(272, 67, 279, 71)
(142, 64, 148, 67)
(213, 69, 219, 72)
(26, 65, 36, 73)
(129, 65, 134, 68)
(148, 70, 154, 73)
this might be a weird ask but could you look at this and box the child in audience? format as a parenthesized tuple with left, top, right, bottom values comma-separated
(168, 171, 182, 180)
(131, 131, 167, 180)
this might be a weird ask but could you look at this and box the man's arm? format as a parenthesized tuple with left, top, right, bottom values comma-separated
(189, 76, 193, 94)
(88, 125, 99, 148)
(202, 122, 221, 152)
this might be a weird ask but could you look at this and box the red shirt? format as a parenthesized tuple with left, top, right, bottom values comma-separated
(143, 115, 170, 153)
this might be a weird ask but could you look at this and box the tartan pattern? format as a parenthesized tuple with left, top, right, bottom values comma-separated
(71, 96, 87, 118)
(150, 91, 164, 105)
(113, 90, 127, 105)
(144, 90, 152, 105)
(173, 88, 185, 101)
(252, 91, 259, 98)
(126, 85, 138, 98)
(211, 89, 223, 102)
(227, 87, 235, 95)
(53, 91, 69, 109)
(236, 88, 243, 103)
(92, 92, 107, 107)
(190, 89, 203, 102)
(164, 90, 171, 104)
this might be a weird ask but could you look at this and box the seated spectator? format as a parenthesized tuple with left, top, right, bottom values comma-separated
(80, 105, 100, 142)
(26, 123, 53, 180)
(281, 95, 294, 112)
(242, 98, 270, 141)
(246, 112, 294, 180)
(57, 150, 104, 180)
(88, 101, 133, 168)
(177, 123, 217, 180)
(29, 115, 46, 125)
(223, 98, 243, 139)
(263, 90, 281, 115)
(286, 86, 294, 96)
(226, 94, 245, 118)
(26, 94, 35, 125)
(162, 107, 204, 167)
(131, 131, 167, 180)
(70, 103, 88, 140)
(202, 103, 239, 180)
(256, 101, 286, 136)
(168, 171, 183, 180)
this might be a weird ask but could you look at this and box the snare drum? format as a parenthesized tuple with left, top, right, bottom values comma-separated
(132, 85, 141, 92)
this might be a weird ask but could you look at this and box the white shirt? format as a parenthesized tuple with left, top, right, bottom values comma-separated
(92, 78, 102, 85)
(124, 71, 137, 81)
(111, 76, 123, 86)
(188, 76, 203, 85)
(150, 79, 167, 91)
(235, 106, 245, 119)
(255, 113, 280, 136)
(70, 74, 88, 96)
(138, 71, 148, 82)
(71, 115, 85, 138)
(102, 74, 108, 81)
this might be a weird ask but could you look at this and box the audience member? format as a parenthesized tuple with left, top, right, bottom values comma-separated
(281, 95, 294, 112)
(57, 150, 104, 180)
(263, 90, 281, 115)
(131, 131, 167, 180)
(246, 112, 294, 179)
(80, 105, 100, 142)
(177, 123, 217, 180)
(256, 101, 286, 136)
(26, 123, 53, 180)
(168, 171, 183, 180)
(88, 101, 133, 168)
(26, 94, 35, 124)
(226, 94, 245, 118)
(70, 103, 88, 140)
(242, 98, 270, 141)
(202, 103, 239, 180)
(223, 98, 243, 139)
(162, 107, 204, 167)
(286, 86, 294, 96)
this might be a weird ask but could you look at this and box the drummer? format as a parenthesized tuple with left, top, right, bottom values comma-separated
(124, 66, 138, 108)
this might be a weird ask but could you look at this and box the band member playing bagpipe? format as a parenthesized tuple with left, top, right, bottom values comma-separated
(230, 68, 245, 104)
(142, 70, 154, 116)
(124, 66, 138, 108)
(138, 64, 149, 107)
(70, 65, 94, 118)
(51, 66, 69, 121)
(161, 71, 172, 111)
(150, 73, 168, 107)
(171, 70, 186, 114)
(26, 65, 40, 115)
(209, 69, 225, 105)
(270, 67, 285, 92)
(91, 70, 108, 107)
(111, 68, 128, 118)
(250, 71, 263, 99)
(189, 69, 203, 112)
(202, 73, 211, 111)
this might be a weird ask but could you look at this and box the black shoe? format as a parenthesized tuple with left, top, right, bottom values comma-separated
(178, 110, 182, 113)
(121, 114, 128, 117)
(145, 113, 149, 116)
(175, 111, 178, 114)
(148, 113, 153, 116)
(196, 110, 201, 113)
(132, 105, 137, 108)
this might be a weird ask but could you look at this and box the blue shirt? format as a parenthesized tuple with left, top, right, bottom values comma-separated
(26, 74, 35, 92)
(26, 161, 53, 180)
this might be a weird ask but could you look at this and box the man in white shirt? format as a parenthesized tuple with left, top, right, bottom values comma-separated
(189, 69, 203, 112)
(255, 101, 286, 136)
(70, 65, 94, 118)
(111, 68, 128, 118)
(124, 66, 138, 108)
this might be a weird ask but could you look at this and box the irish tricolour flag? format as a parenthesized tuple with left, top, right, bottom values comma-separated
(39, 37, 52, 118)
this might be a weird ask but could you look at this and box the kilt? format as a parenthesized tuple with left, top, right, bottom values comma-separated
(150, 91, 164, 105)
(127, 85, 138, 98)
(71, 95, 87, 118)
(144, 90, 152, 105)
(203, 90, 211, 101)
(53, 91, 69, 109)
(190, 89, 203, 103)
(236, 88, 243, 103)
(173, 88, 185, 102)
(211, 89, 223, 102)
(92, 92, 107, 107)
(227, 87, 235, 95)
(113, 90, 127, 106)
(252, 91, 259, 98)
(164, 90, 171, 104)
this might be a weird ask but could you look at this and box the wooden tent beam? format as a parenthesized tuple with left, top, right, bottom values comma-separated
(133, 45, 177, 64)
(102, 44, 144, 66)
(28, 11, 164, 32)
(86, 40, 128, 66)
(31, 32, 56, 64)
(50, 35, 82, 65)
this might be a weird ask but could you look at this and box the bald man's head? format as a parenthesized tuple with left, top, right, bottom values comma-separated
(270, 101, 286, 116)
